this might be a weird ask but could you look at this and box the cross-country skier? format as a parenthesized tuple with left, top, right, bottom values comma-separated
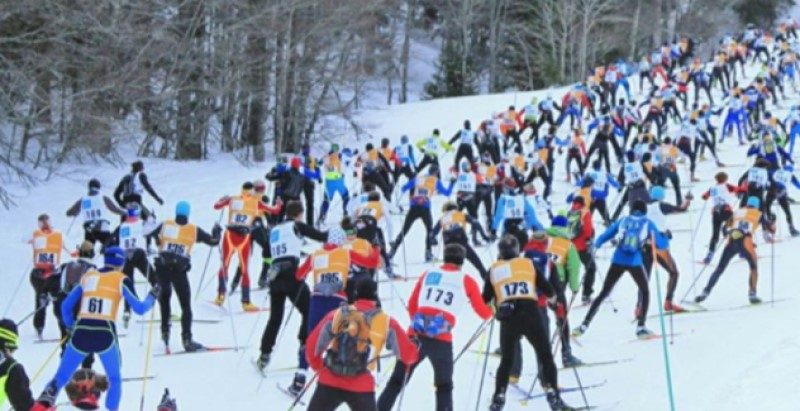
(492, 177, 543, 247)
(113, 161, 164, 221)
(695, 197, 776, 304)
(700, 172, 741, 264)
(642, 186, 693, 313)
(152, 201, 222, 352)
(256, 201, 327, 378)
(487, 236, 573, 411)
(379, 243, 492, 411)
(305, 279, 419, 410)
(28, 214, 64, 339)
(212, 182, 282, 308)
(293, 226, 380, 395)
(388, 164, 455, 262)
(573, 200, 658, 338)
(32, 246, 158, 411)
(51, 242, 96, 370)
(429, 201, 492, 280)
(319, 143, 352, 226)
(449, 120, 479, 169)
(416, 129, 452, 177)
(111, 203, 157, 327)
(0, 319, 35, 411)
(764, 164, 800, 236)
(65, 179, 126, 251)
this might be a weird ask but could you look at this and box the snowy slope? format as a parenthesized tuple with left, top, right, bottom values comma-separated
(3, 65, 800, 411)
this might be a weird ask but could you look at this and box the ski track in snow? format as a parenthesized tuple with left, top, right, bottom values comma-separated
(4, 54, 800, 411)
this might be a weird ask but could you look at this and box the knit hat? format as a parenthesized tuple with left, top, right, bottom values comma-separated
(175, 201, 191, 218)
(104, 246, 126, 268)
(0, 319, 19, 351)
(291, 157, 302, 169)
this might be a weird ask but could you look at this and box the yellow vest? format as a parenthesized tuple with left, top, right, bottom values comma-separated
(32, 230, 63, 267)
(227, 194, 259, 226)
(159, 220, 198, 257)
(78, 270, 125, 321)
(489, 257, 538, 304)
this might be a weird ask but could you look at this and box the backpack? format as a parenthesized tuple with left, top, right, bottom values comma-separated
(60, 261, 94, 294)
(619, 217, 646, 254)
(323, 304, 387, 376)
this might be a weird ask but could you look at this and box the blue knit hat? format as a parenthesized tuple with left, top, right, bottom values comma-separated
(104, 246, 126, 267)
(649, 185, 666, 201)
(175, 201, 191, 218)
(746, 196, 760, 209)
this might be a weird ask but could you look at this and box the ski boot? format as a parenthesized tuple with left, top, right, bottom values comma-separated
(384, 265, 401, 280)
(694, 290, 709, 303)
(35, 327, 43, 341)
(214, 293, 225, 306)
(122, 311, 131, 329)
(256, 352, 271, 372)
(546, 391, 574, 410)
(242, 301, 260, 312)
(664, 300, 686, 313)
(571, 324, 588, 337)
(716, 161, 726, 167)
(34, 381, 58, 411)
(288, 372, 306, 396)
(182, 338, 204, 352)
(748, 291, 762, 305)
(561, 352, 583, 368)
(158, 389, 178, 411)
(635, 326, 654, 339)
(489, 393, 506, 411)
(702, 250, 714, 265)
(790, 227, 800, 237)
(580, 294, 592, 306)
(162, 330, 170, 349)
(425, 249, 434, 262)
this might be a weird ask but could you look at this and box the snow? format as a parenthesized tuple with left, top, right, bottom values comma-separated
(4, 55, 800, 411)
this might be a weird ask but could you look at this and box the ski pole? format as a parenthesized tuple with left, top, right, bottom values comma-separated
(473, 318, 495, 411)
(396, 367, 412, 411)
(237, 286, 272, 366)
(771, 231, 775, 307)
(223, 251, 240, 353)
(64, 215, 78, 238)
(194, 209, 225, 302)
(679, 239, 722, 303)
(453, 320, 491, 364)
(139, 304, 157, 411)
(649, 233, 677, 411)
(688, 199, 708, 251)
(29, 336, 68, 384)
(16, 296, 51, 326)
(2, 262, 32, 318)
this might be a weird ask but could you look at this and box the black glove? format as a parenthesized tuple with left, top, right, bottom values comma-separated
(212, 223, 222, 238)
(156, 197, 164, 206)
(148, 283, 162, 299)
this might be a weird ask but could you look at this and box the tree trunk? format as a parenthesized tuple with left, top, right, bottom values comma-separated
(399, 0, 415, 103)
(243, 0, 268, 161)
(630, 0, 642, 60)
(652, 0, 663, 48)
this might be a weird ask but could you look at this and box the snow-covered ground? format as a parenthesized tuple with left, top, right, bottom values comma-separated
(4, 51, 800, 411)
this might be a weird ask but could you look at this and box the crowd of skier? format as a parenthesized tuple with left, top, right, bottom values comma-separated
(3, 16, 800, 411)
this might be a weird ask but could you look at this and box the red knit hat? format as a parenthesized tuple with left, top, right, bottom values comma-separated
(291, 157, 302, 168)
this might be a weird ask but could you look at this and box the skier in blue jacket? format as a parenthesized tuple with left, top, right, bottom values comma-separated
(572, 200, 658, 338)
